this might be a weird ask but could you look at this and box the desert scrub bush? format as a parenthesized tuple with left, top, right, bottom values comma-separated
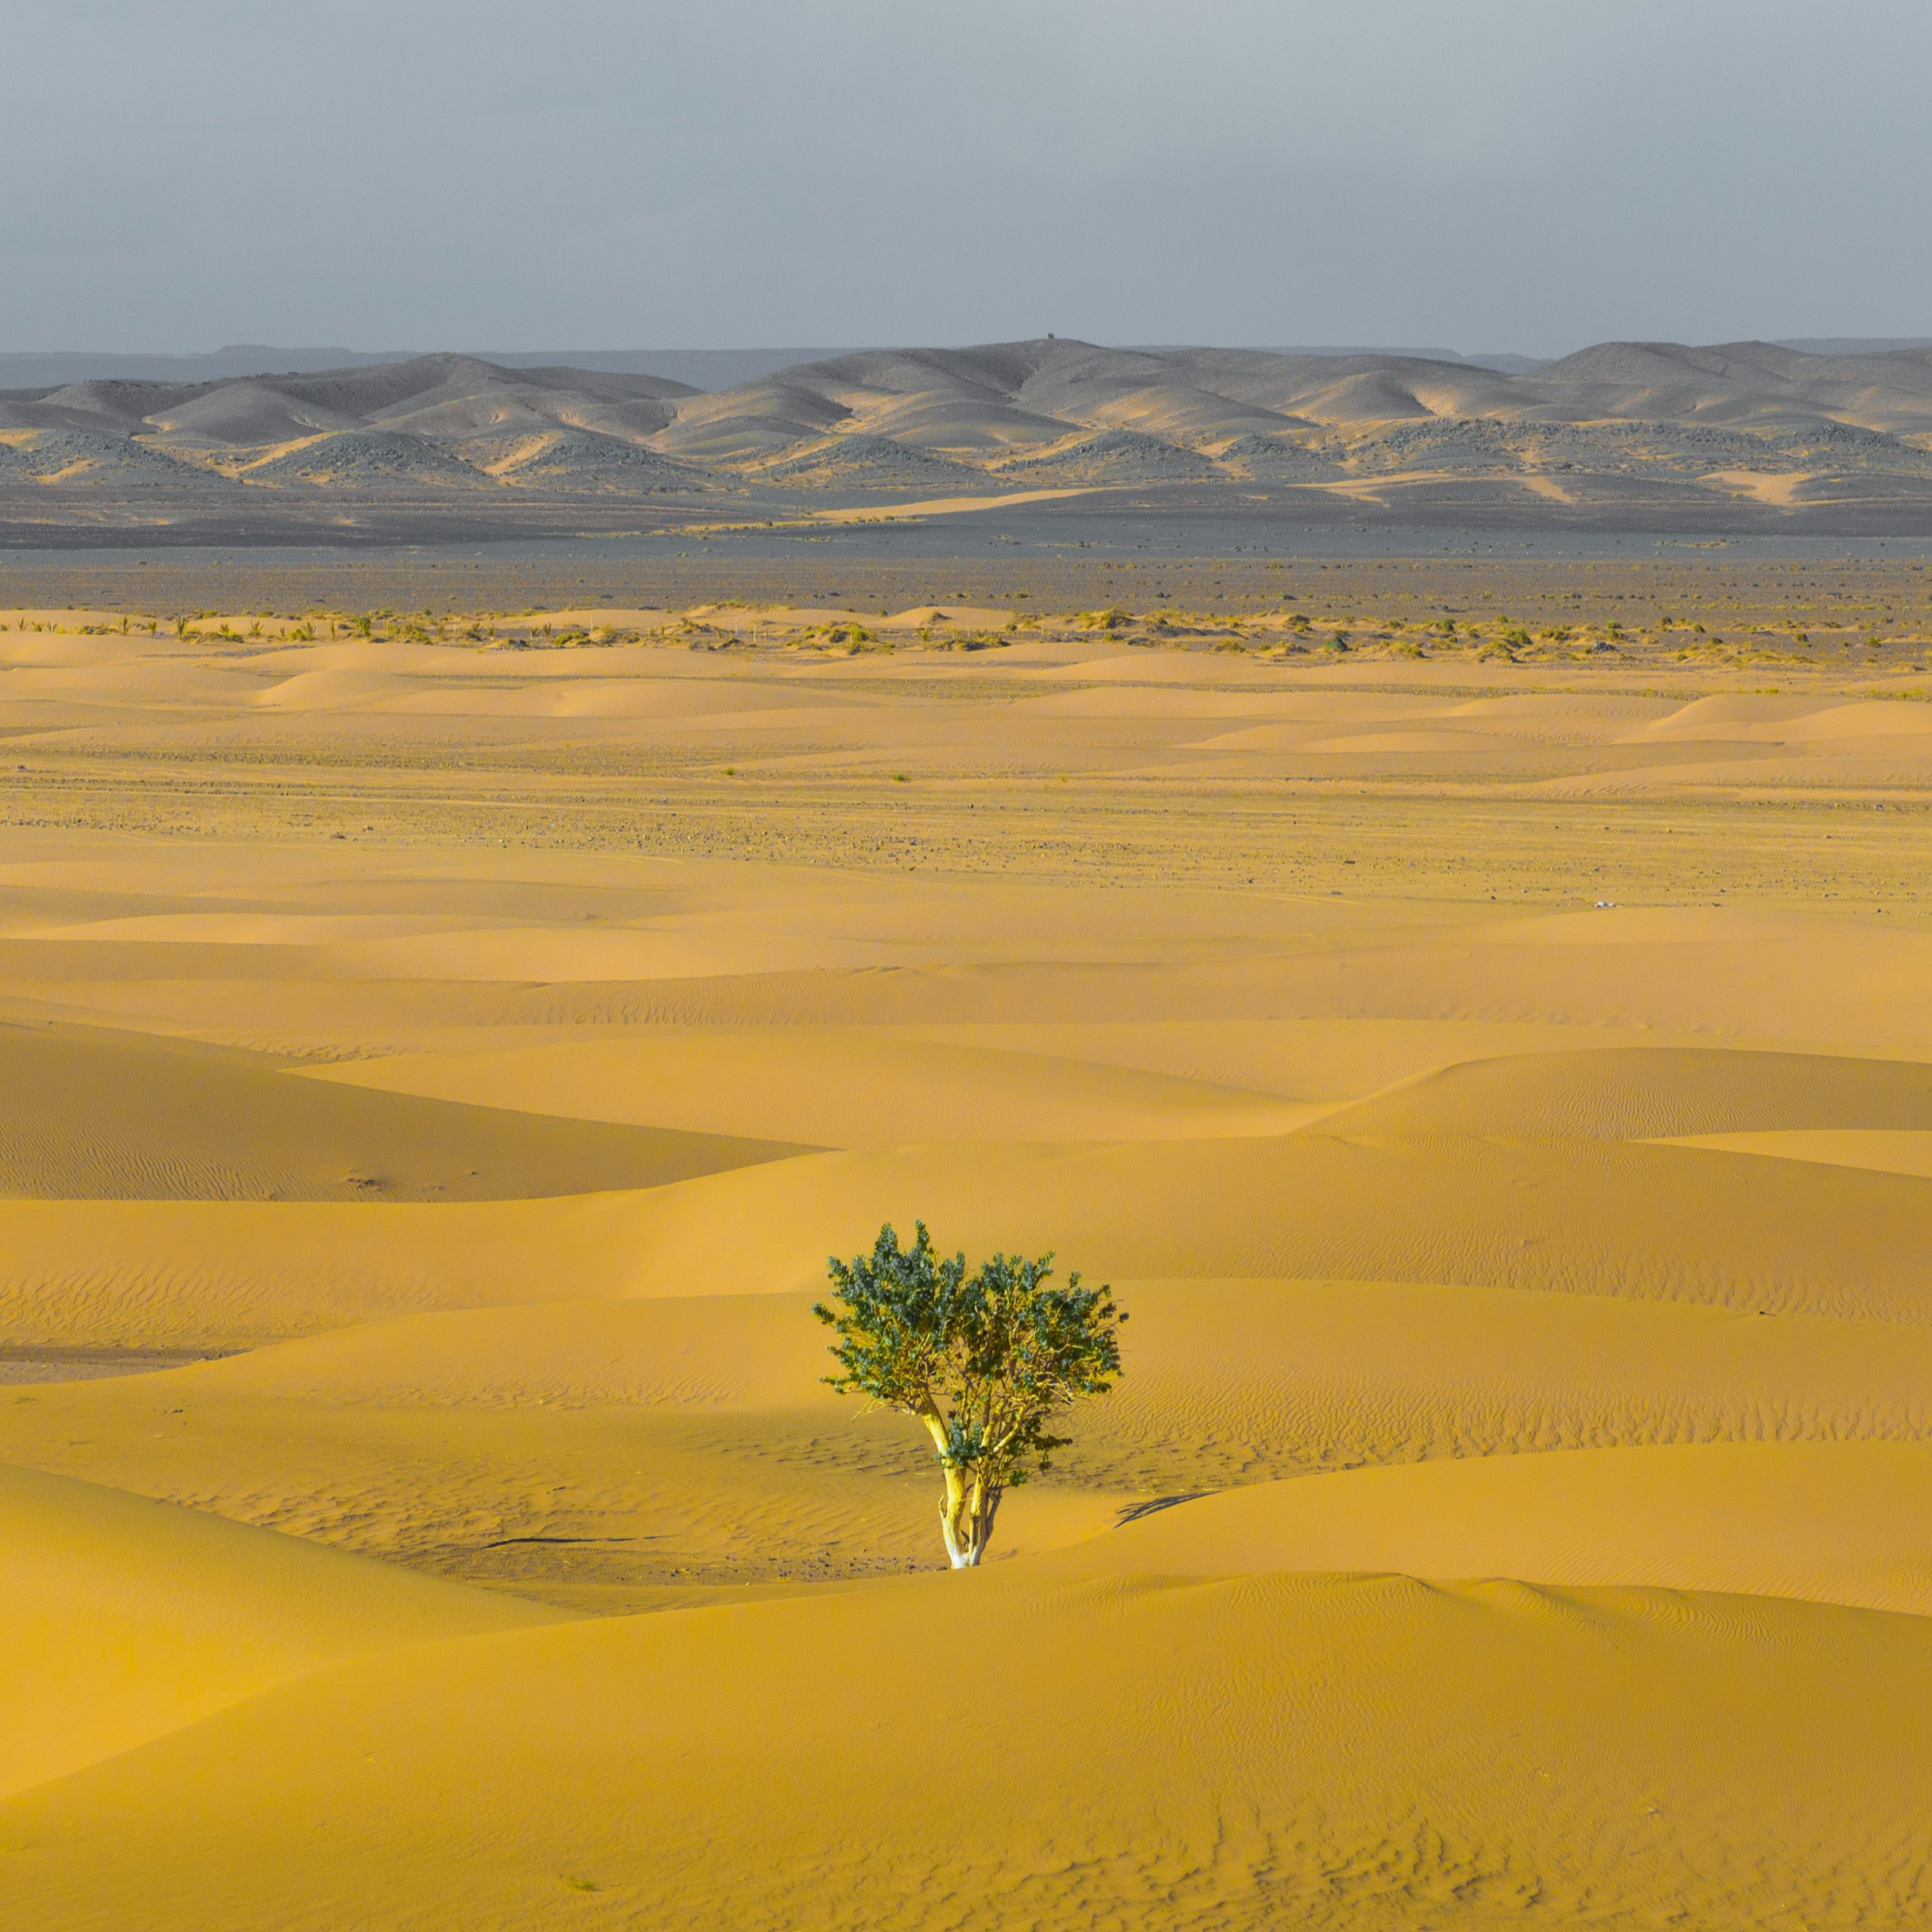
(928, 631, 1007, 652)
(816, 1222, 1125, 1569)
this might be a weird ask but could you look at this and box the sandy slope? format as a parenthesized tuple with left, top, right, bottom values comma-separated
(0, 1459, 557, 1796)
(5, 1122, 1927, 1355)
(1092, 1440, 1932, 1612)
(6, 1282, 1932, 1622)
(601, 1131, 1932, 1317)
(5, 619, 1932, 804)
(0, 1022, 801, 1199)
(6, 1565, 1932, 1931)
(1658, 1126, 1932, 1177)
(298, 1029, 1319, 1143)
(3, 630, 1932, 1926)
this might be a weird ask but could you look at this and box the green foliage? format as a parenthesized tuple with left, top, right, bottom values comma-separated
(802, 620, 872, 647)
(814, 1223, 1126, 1565)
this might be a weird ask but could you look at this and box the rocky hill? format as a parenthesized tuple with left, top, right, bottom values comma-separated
(4, 339, 1931, 540)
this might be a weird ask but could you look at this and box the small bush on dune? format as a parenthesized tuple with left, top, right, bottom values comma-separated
(815, 1222, 1126, 1569)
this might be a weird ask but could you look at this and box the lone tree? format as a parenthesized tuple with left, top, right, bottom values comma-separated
(814, 1222, 1126, 1569)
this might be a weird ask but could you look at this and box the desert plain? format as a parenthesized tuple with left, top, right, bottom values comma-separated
(2, 557, 1932, 1928)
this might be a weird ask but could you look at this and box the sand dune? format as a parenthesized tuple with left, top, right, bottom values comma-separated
(329, 925, 908, 980)
(1658, 1127, 1932, 1177)
(890, 1017, 1828, 1100)
(0, 1193, 655, 1349)
(601, 1132, 1932, 1319)
(300, 1030, 1317, 1143)
(0, 1302, 1118, 1612)
(9, 1280, 1931, 1613)
(7, 622, 1924, 796)
(1319, 1044, 1932, 1139)
(6, 1567, 1930, 1930)
(4, 629, 1926, 806)
(382, 677, 840, 719)
(0, 619, 1929, 1926)
(8, 1061, 1926, 1354)
(0, 1459, 556, 1796)
(0, 1022, 799, 1201)
(1094, 1441, 1932, 1613)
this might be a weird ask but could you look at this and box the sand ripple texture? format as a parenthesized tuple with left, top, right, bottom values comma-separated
(2, 629, 1932, 1927)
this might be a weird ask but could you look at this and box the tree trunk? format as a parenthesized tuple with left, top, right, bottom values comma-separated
(938, 1468, 1003, 1569)
(966, 1478, 1001, 1565)
(921, 1408, 1003, 1569)
(938, 1461, 974, 1568)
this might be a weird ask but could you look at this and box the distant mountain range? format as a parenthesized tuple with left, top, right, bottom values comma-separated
(6, 339, 1930, 394)
(4, 337, 1932, 541)
(0, 347, 867, 394)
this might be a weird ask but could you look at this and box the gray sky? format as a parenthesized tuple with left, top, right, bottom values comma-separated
(5, 0, 1928, 358)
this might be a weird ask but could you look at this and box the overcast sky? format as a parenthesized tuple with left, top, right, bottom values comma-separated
(4, 0, 1928, 357)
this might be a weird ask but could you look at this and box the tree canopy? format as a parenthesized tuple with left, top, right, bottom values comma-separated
(814, 1221, 1126, 1568)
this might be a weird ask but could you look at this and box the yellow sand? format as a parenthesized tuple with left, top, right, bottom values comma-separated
(6, 1283, 1932, 1620)
(1092, 1440, 1932, 1612)
(0, 1459, 557, 1796)
(297, 1029, 1319, 1143)
(0, 617, 1930, 1926)
(6, 1567, 1931, 1930)
(1656, 1127, 1932, 1178)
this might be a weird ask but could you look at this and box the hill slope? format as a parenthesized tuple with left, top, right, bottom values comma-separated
(7, 337, 1932, 532)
